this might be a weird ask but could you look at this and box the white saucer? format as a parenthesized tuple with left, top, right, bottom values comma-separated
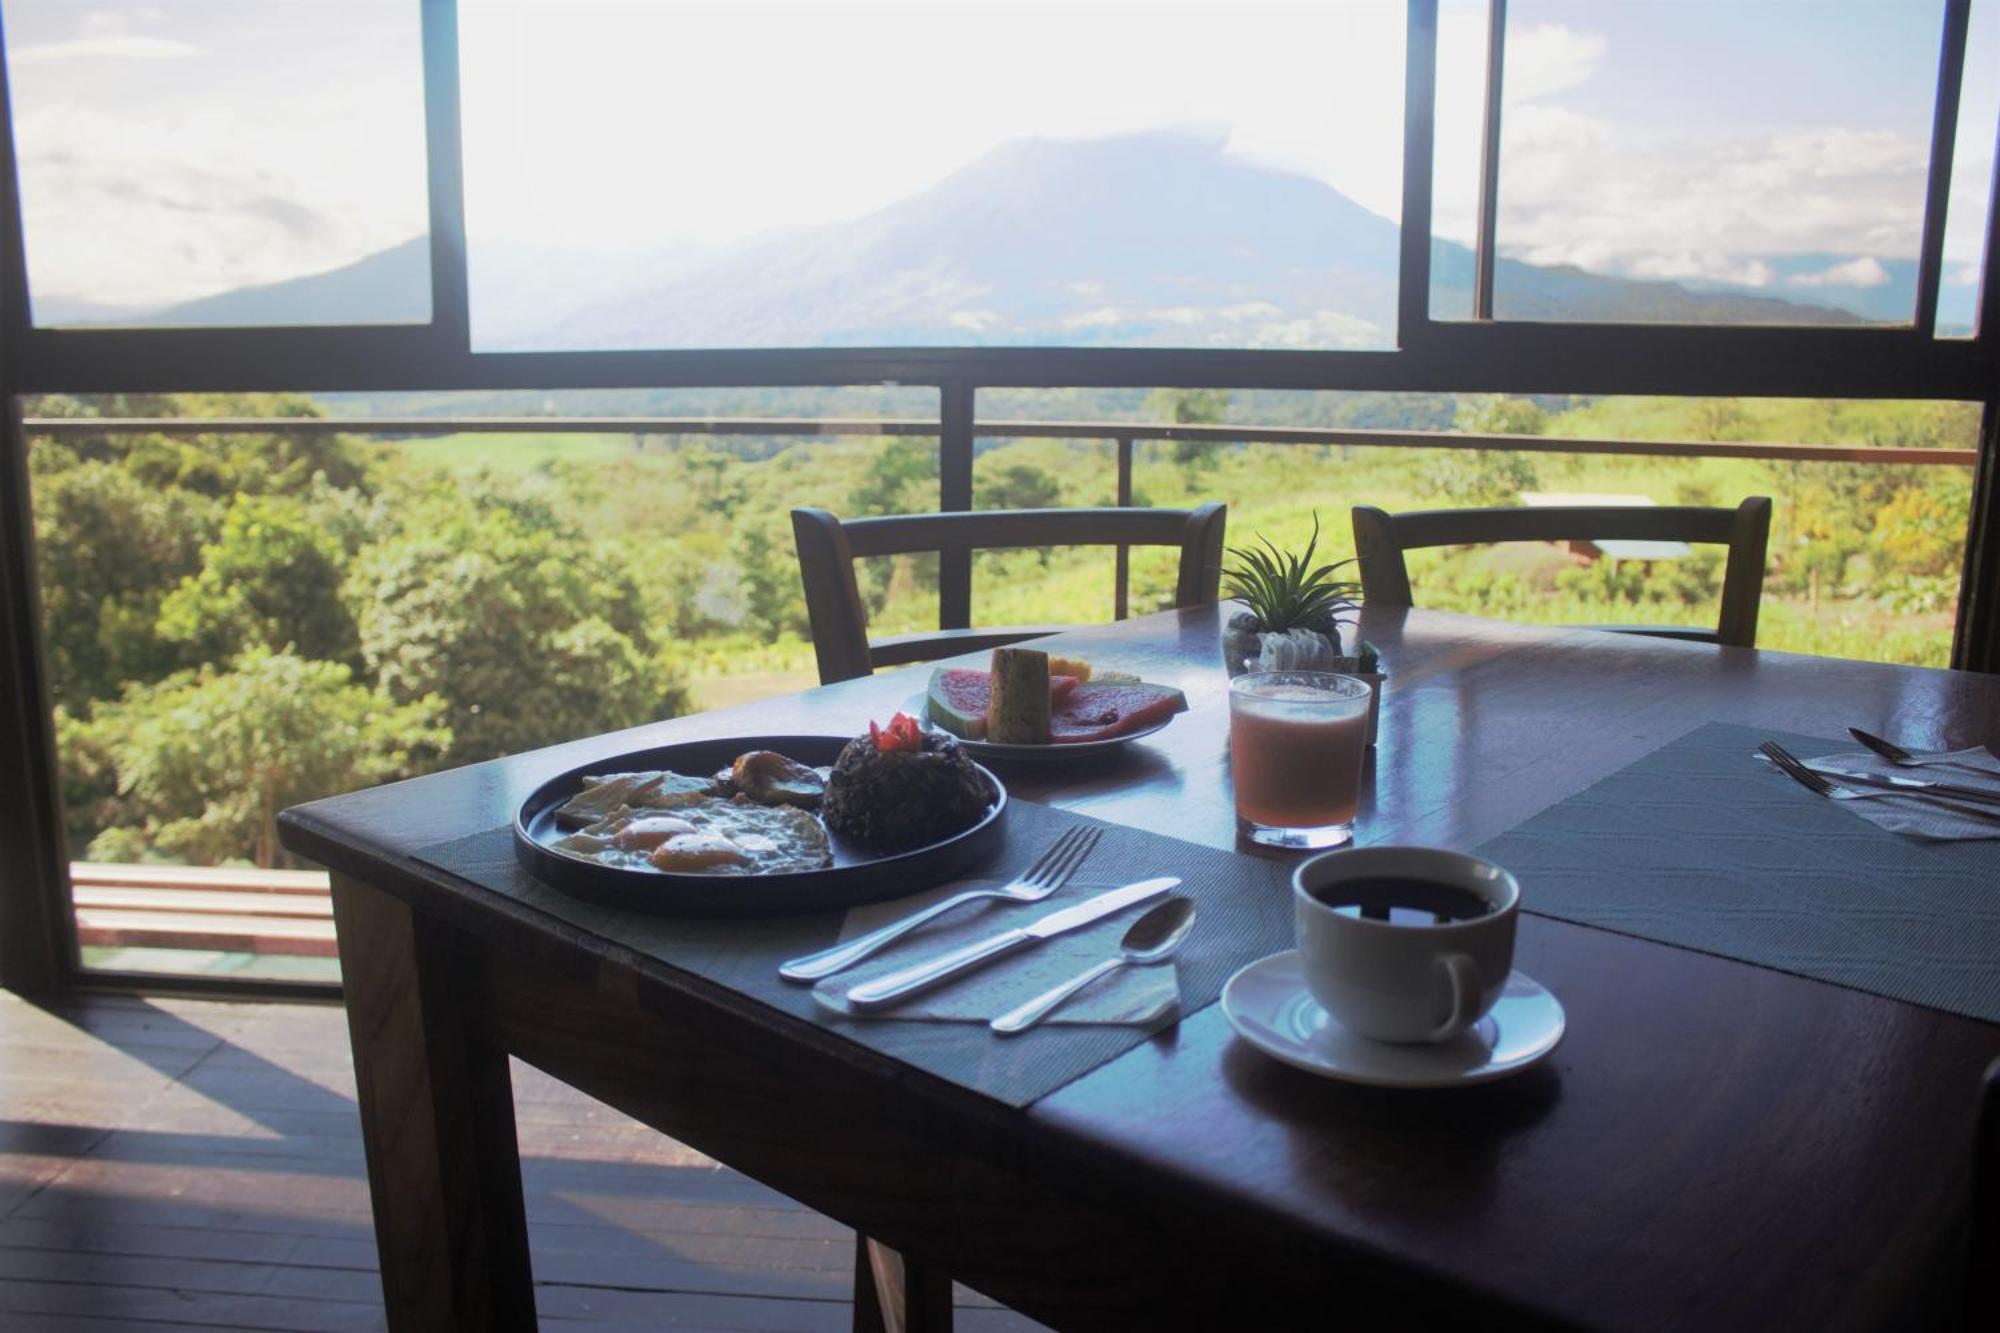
(1221, 951, 1565, 1088)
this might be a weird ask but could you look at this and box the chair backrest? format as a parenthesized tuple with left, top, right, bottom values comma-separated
(792, 504, 1227, 685)
(1350, 497, 1772, 649)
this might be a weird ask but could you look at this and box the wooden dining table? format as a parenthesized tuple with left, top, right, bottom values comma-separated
(278, 604, 2000, 1332)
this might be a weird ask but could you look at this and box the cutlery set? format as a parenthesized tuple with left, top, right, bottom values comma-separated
(1760, 733, 2000, 822)
(781, 828, 1196, 1031)
(786, 731, 1993, 1023)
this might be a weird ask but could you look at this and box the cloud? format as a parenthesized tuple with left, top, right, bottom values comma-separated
(1627, 253, 1776, 288)
(1430, 19, 1610, 244)
(11, 36, 204, 65)
(1788, 256, 1892, 288)
(1240, 309, 1384, 350)
(1061, 306, 1126, 330)
(1493, 117, 1927, 288)
(14, 102, 423, 310)
(1433, 15, 1933, 295)
(1506, 23, 1609, 102)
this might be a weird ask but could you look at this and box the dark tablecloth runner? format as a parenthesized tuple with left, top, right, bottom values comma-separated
(414, 799, 1294, 1107)
(1477, 721, 2000, 1025)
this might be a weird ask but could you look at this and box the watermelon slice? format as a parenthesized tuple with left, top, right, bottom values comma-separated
(926, 667, 1079, 740)
(1049, 682, 1189, 743)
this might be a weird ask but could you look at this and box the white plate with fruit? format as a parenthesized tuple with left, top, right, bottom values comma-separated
(910, 648, 1189, 763)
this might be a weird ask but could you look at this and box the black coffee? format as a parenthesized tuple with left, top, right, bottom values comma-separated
(1309, 876, 1493, 926)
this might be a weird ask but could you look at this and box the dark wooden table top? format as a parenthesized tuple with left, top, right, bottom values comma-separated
(284, 605, 2000, 1331)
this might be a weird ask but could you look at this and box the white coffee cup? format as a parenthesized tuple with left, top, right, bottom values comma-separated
(1292, 846, 1520, 1044)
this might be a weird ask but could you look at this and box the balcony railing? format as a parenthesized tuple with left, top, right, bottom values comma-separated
(28, 412, 1977, 621)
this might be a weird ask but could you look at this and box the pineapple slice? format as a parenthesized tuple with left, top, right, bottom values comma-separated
(1047, 655, 1093, 683)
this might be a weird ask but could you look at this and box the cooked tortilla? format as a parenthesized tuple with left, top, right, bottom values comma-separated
(554, 770, 719, 826)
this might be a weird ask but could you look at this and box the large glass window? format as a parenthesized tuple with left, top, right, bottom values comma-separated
(3, 0, 430, 327)
(457, 0, 1407, 352)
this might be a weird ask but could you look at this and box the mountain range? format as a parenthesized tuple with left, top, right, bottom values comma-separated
(109, 131, 1910, 352)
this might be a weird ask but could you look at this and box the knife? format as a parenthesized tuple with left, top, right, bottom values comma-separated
(844, 877, 1180, 1012)
(1806, 763, 2000, 807)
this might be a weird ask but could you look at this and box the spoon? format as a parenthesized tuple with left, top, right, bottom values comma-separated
(990, 896, 1197, 1035)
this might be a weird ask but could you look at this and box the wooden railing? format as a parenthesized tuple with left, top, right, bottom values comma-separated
(71, 862, 335, 958)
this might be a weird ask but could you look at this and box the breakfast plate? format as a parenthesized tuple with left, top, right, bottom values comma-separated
(1221, 951, 1564, 1088)
(513, 734, 1006, 917)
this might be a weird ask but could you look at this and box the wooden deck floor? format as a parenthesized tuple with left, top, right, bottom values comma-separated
(0, 991, 1044, 1332)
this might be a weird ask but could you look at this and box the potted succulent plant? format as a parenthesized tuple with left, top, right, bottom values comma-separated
(1222, 515, 1385, 742)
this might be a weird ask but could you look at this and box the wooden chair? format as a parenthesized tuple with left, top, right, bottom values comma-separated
(1350, 497, 1772, 648)
(791, 504, 1227, 685)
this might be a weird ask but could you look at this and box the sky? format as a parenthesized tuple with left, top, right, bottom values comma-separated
(1, 0, 1992, 321)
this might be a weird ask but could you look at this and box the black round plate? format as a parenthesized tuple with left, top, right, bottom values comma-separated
(512, 735, 1007, 917)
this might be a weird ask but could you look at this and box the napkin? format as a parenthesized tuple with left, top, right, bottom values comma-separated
(1800, 746, 2000, 841)
(810, 877, 1182, 1026)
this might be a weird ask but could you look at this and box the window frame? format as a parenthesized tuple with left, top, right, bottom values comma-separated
(0, 1, 1989, 399)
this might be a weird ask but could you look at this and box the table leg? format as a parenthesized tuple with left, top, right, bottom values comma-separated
(853, 1236, 953, 1333)
(331, 872, 537, 1332)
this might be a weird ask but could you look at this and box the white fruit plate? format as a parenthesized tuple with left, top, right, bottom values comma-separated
(906, 696, 1178, 764)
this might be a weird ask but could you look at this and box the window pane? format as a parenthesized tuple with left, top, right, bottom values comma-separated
(1490, 0, 1943, 326)
(1940, 0, 1998, 336)
(3, 0, 430, 327)
(459, 0, 1405, 352)
(1430, 0, 1489, 320)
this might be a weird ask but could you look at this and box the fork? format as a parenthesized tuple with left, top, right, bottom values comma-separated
(1847, 727, 2000, 778)
(1760, 741, 2000, 820)
(778, 825, 1104, 981)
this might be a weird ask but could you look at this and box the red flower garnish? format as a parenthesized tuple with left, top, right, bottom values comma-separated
(869, 712, 926, 753)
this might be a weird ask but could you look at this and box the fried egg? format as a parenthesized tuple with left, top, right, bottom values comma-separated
(555, 792, 832, 875)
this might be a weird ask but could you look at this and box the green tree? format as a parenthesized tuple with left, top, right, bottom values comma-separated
(155, 490, 363, 666)
(849, 437, 938, 515)
(1457, 395, 1549, 438)
(847, 437, 944, 613)
(735, 522, 808, 639)
(1872, 479, 1968, 578)
(1426, 396, 1545, 504)
(84, 648, 449, 868)
(28, 392, 374, 498)
(1689, 399, 1748, 442)
(977, 462, 1062, 511)
(347, 482, 689, 762)
(31, 460, 218, 703)
(1144, 388, 1231, 472)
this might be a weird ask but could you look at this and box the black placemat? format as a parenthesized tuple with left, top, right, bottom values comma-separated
(413, 800, 1294, 1107)
(1477, 722, 2000, 1025)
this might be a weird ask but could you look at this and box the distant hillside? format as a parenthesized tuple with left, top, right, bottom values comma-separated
(118, 130, 1888, 357)
(534, 132, 1863, 351)
(149, 239, 431, 327)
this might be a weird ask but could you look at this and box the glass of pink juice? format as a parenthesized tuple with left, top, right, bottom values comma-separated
(1228, 672, 1372, 849)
